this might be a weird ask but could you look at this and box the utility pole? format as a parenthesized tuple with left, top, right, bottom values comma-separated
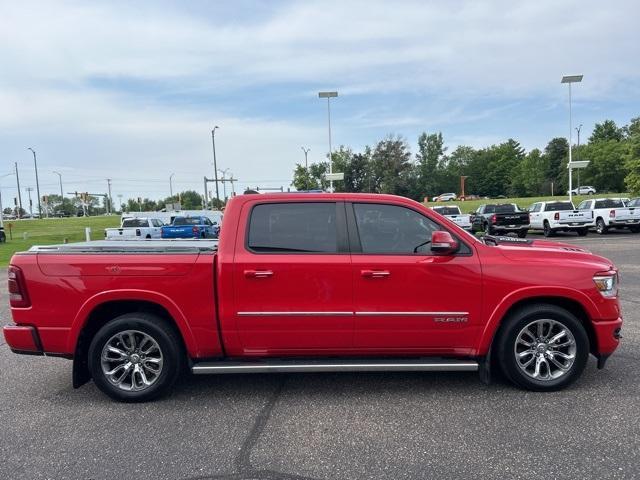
(318, 91, 338, 192)
(211, 126, 220, 205)
(169, 173, 175, 199)
(27, 148, 42, 218)
(117, 194, 123, 213)
(26, 187, 34, 216)
(15, 162, 23, 218)
(106, 179, 113, 215)
(301, 147, 311, 191)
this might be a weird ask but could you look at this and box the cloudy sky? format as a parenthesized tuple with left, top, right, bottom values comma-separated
(1, 0, 639, 203)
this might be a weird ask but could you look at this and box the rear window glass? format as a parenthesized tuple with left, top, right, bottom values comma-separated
(544, 202, 574, 212)
(173, 217, 202, 226)
(595, 199, 624, 209)
(248, 203, 337, 253)
(433, 207, 460, 215)
(122, 218, 148, 228)
(484, 204, 516, 214)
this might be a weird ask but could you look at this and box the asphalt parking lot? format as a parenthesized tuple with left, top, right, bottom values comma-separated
(1, 232, 639, 480)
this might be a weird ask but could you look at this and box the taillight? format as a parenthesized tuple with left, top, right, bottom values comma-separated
(609, 210, 615, 218)
(554, 212, 560, 221)
(491, 214, 497, 224)
(136, 228, 141, 236)
(8, 266, 30, 308)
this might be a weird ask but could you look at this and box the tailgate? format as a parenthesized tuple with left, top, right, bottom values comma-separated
(447, 214, 471, 226)
(615, 208, 640, 222)
(106, 228, 138, 238)
(496, 213, 529, 226)
(557, 210, 593, 225)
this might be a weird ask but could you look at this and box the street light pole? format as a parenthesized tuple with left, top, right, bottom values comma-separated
(576, 124, 583, 190)
(27, 148, 42, 218)
(318, 91, 338, 192)
(106, 179, 113, 215)
(211, 126, 220, 207)
(561, 75, 583, 202)
(301, 147, 310, 191)
(14, 162, 23, 218)
(53, 171, 63, 198)
(169, 173, 175, 199)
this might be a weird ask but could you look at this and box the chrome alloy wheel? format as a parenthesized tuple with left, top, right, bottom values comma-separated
(100, 330, 164, 392)
(514, 319, 577, 381)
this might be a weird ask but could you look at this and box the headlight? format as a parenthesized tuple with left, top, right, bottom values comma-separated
(593, 274, 618, 298)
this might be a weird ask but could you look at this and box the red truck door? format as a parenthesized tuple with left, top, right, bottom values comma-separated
(348, 201, 482, 354)
(232, 201, 353, 354)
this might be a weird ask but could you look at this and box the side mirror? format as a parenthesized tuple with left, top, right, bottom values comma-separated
(431, 231, 459, 255)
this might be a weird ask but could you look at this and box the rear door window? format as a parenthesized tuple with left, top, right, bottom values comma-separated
(248, 203, 338, 253)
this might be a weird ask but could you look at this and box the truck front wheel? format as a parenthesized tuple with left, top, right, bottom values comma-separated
(88, 313, 184, 402)
(496, 304, 589, 391)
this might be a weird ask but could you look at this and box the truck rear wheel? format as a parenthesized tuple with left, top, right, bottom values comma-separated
(596, 218, 608, 234)
(496, 304, 589, 391)
(543, 221, 554, 237)
(88, 313, 184, 402)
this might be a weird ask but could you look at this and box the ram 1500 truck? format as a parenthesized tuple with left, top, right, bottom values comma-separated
(430, 205, 472, 230)
(577, 198, 640, 234)
(160, 216, 219, 239)
(4, 193, 623, 402)
(105, 217, 165, 240)
(470, 203, 530, 237)
(528, 201, 592, 237)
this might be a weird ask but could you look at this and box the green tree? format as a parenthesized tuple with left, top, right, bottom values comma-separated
(589, 120, 623, 143)
(510, 148, 548, 197)
(624, 120, 640, 195)
(370, 135, 413, 195)
(543, 137, 569, 189)
(580, 141, 629, 192)
(416, 132, 446, 198)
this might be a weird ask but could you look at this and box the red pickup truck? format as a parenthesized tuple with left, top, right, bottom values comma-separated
(4, 193, 623, 401)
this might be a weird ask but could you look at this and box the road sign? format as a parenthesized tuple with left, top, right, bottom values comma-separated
(325, 172, 344, 181)
(568, 160, 589, 169)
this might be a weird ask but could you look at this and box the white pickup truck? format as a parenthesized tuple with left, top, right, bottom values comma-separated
(528, 201, 592, 237)
(430, 205, 472, 230)
(105, 217, 165, 240)
(577, 198, 640, 234)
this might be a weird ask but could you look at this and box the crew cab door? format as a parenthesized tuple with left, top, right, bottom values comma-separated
(232, 201, 353, 354)
(528, 203, 543, 228)
(348, 201, 482, 353)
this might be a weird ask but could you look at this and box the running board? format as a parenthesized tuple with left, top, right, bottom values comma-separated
(192, 358, 478, 374)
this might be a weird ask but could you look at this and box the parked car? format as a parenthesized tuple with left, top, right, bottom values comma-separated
(4, 193, 623, 401)
(577, 198, 640, 234)
(569, 186, 596, 195)
(105, 217, 165, 240)
(470, 203, 530, 237)
(433, 192, 457, 202)
(528, 201, 592, 237)
(160, 215, 219, 239)
(430, 205, 472, 230)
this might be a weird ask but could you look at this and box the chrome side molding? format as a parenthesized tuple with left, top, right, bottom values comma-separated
(192, 358, 479, 374)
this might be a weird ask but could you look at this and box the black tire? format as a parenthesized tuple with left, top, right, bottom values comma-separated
(595, 218, 608, 235)
(517, 229, 528, 238)
(145, 234, 151, 239)
(484, 222, 493, 236)
(496, 304, 589, 391)
(629, 225, 640, 233)
(88, 313, 184, 402)
(577, 227, 588, 236)
(543, 221, 554, 237)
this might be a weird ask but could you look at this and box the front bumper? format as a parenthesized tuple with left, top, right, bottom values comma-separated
(593, 317, 623, 357)
(3, 325, 43, 355)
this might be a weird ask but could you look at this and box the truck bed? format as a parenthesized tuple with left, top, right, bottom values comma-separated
(28, 239, 219, 254)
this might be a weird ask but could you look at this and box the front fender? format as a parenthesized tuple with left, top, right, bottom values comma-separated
(476, 286, 599, 355)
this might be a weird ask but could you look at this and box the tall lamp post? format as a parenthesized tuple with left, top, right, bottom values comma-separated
(211, 126, 220, 206)
(318, 91, 338, 192)
(301, 147, 311, 191)
(53, 171, 64, 198)
(561, 75, 583, 202)
(169, 173, 175, 199)
(575, 124, 583, 190)
(27, 148, 42, 218)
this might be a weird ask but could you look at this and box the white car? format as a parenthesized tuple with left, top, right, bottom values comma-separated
(528, 201, 592, 237)
(433, 193, 457, 202)
(105, 217, 165, 239)
(569, 186, 596, 195)
(430, 205, 472, 230)
(577, 198, 640, 234)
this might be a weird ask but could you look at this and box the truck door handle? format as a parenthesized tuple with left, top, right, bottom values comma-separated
(361, 270, 390, 278)
(244, 270, 274, 278)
